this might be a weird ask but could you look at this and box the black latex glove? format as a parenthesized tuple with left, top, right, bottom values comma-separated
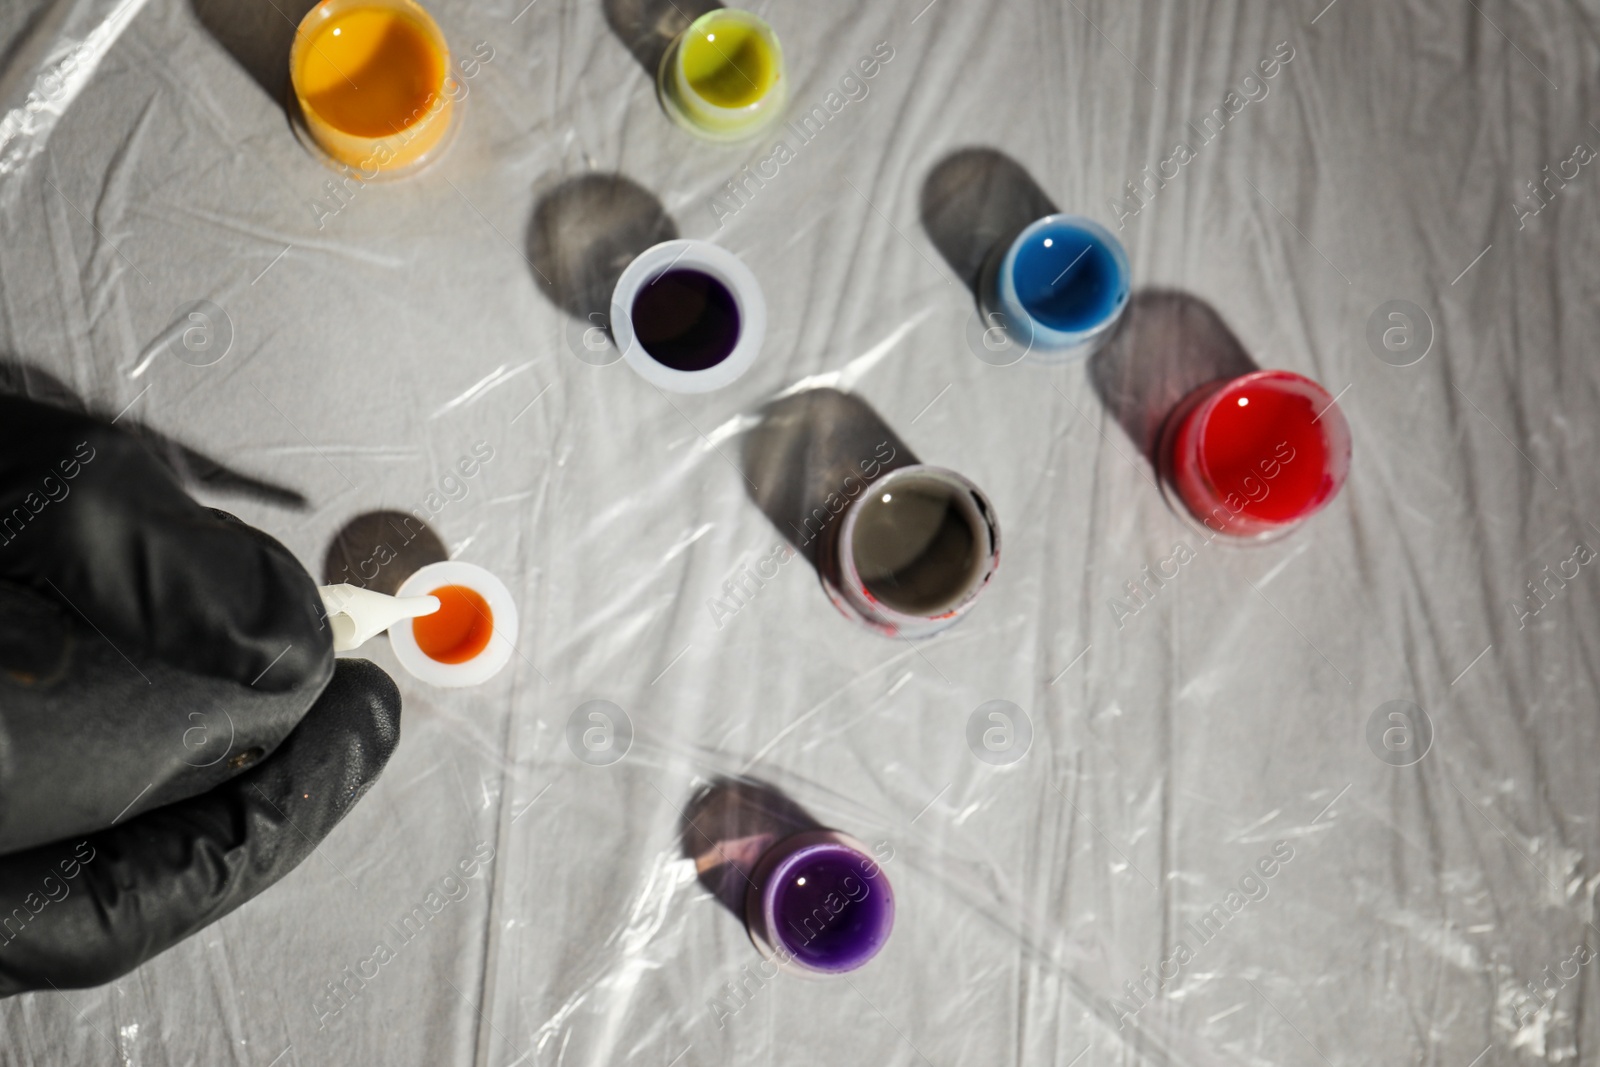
(0, 397, 401, 996)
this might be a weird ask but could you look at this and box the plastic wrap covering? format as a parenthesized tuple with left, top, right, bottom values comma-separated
(0, 0, 1597, 1064)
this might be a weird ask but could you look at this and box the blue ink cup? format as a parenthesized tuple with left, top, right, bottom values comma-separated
(985, 214, 1130, 362)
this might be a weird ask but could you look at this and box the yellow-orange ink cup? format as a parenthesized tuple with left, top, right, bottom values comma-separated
(289, 0, 456, 176)
(658, 9, 786, 142)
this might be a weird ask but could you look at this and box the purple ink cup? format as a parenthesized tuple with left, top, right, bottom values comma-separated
(610, 239, 767, 394)
(745, 830, 895, 977)
(630, 268, 742, 372)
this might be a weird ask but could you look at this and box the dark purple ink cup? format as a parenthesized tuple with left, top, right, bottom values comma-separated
(745, 830, 895, 977)
(611, 239, 767, 394)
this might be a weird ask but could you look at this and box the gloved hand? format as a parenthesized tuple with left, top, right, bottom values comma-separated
(0, 396, 401, 997)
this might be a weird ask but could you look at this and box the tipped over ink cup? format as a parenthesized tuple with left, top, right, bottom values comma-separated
(289, 0, 459, 177)
(658, 9, 787, 142)
(825, 465, 1001, 639)
(982, 214, 1130, 363)
(745, 831, 894, 977)
(388, 561, 518, 686)
(610, 240, 766, 394)
(1160, 370, 1352, 541)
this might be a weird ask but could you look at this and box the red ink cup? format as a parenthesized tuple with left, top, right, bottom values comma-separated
(1162, 370, 1351, 540)
(745, 831, 894, 977)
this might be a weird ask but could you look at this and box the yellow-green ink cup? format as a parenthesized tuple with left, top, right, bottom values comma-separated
(658, 9, 787, 142)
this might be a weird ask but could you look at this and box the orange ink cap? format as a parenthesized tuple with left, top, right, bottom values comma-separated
(289, 0, 458, 177)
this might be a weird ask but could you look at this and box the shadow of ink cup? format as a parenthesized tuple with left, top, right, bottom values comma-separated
(820, 465, 1001, 639)
(745, 831, 894, 977)
(388, 561, 518, 686)
(981, 214, 1130, 363)
(1158, 369, 1352, 542)
(289, 0, 460, 177)
(610, 239, 766, 393)
(657, 8, 787, 142)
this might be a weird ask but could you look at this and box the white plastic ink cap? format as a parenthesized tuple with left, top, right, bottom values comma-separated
(388, 561, 518, 687)
(610, 239, 766, 394)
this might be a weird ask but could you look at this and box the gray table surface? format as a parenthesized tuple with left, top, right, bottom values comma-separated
(0, 0, 1596, 1064)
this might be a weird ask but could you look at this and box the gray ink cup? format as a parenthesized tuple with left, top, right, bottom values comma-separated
(822, 465, 1000, 639)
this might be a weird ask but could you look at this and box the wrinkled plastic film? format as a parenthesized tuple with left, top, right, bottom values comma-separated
(0, 0, 1595, 1065)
